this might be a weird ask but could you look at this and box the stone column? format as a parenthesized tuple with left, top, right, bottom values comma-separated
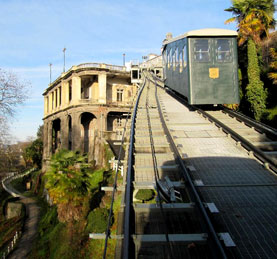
(60, 116, 67, 149)
(62, 81, 69, 106)
(49, 92, 53, 112)
(72, 76, 81, 104)
(44, 96, 48, 116)
(43, 121, 48, 159)
(47, 120, 53, 157)
(56, 88, 59, 108)
(98, 73, 107, 104)
(71, 113, 81, 151)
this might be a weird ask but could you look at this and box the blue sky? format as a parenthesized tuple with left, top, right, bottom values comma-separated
(0, 0, 237, 141)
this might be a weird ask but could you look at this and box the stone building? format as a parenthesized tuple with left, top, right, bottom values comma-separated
(42, 63, 137, 170)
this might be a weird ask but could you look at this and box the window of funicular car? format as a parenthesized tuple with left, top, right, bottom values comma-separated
(216, 39, 232, 62)
(163, 50, 167, 66)
(183, 44, 187, 68)
(179, 48, 183, 73)
(167, 48, 171, 68)
(180, 43, 187, 73)
(194, 39, 210, 62)
(176, 47, 179, 68)
(173, 48, 177, 71)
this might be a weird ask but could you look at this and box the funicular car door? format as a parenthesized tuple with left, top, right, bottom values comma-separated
(190, 37, 238, 104)
(213, 37, 239, 104)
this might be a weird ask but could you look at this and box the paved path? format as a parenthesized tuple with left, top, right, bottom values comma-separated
(5, 182, 40, 259)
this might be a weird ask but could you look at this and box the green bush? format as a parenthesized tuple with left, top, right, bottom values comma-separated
(38, 207, 58, 236)
(246, 39, 267, 121)
(135, 189, 154, 202)
(86, 208, 111, 233)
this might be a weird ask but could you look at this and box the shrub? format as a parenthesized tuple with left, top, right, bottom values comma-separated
(135, 189, 154, 203)
(45, 150, 91, 223)
(86, 208, 111, 233)
(246, 39, 267, 121)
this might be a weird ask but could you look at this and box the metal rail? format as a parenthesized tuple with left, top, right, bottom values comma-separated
(152, 78, 228, 259)
(123, 77, 146, 259)
(221, 106, 277, 140)
(103, 89, 139, 259)
(145, 81, 174, 258)
(198, 109, 277, 174)
(159, 77, 277, 175)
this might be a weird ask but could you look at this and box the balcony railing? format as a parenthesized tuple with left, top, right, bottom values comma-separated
(77, 63, 126, 71)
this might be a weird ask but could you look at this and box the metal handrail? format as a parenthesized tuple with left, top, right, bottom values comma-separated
(77, 63, 125, 71)
(123, 77, 146, 259)
(102, 94, 137, 259)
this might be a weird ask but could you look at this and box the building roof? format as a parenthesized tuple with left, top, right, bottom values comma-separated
(163, 28, 238, 46)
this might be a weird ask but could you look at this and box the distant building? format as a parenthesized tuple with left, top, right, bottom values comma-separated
(42, 63, 137, 170)
(131, 54, 163, 84)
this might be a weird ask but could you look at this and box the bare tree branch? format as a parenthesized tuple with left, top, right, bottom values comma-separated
(0, 68, 30, 143)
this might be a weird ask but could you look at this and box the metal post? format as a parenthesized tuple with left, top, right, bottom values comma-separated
(49, 63, 52, 84)
(123, 53, 125, 67)
(63, 47, 66, 72)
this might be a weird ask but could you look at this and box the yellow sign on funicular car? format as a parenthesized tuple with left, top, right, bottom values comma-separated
(209, 68, 219, 79)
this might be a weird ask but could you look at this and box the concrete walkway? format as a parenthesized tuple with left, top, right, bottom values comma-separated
(5, 181, 40, 259)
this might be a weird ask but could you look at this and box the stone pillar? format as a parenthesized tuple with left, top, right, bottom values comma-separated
(49, 92, 53, 112)
(54, 89, 57, 110)
(71, 113, 81, 151)
(98, 73, 107, 104)
(43, 121, 49, 159)
(47, 121, 53, 157)
(62, 81, 69, 106)
(44, 96, 48, 116)
(60, 116, 67, 149)
(58, 87, 61, 107)
(99, 111, 108, 139)
(72, 76, 81, 104)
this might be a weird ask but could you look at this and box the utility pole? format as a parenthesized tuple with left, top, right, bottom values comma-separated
(123, 53, 125, 67)
(49, 63, 52, 84)
(63, 47, 66, 72)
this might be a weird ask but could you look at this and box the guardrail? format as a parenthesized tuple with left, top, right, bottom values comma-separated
(77, 63, 126, 71)
(123, 77, 146, 258)
(1, 230, 22, 259)
(2, 168, 35, 198)
(1, 168, 35, 259)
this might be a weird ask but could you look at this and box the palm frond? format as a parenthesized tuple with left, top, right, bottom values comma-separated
(224, 17, 237, 24)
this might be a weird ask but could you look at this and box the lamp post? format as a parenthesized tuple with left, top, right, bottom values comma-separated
(123, 53, 125, 67)
(63, 47, 66, 73)
(49, 63, 52, 84)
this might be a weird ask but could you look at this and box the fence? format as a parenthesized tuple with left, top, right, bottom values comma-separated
(1, 168, 35, 258)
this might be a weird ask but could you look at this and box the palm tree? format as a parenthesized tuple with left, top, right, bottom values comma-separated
(225, 0, 275, 45)
(45, 149, 91, 223)
(225, 0, 275, 121)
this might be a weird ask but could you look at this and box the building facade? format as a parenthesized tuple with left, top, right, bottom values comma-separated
(42, 63, 137, 170)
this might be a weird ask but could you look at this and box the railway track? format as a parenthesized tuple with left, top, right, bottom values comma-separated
(208, 107, 277, 164)
(102, 72, 277, 258)
(150, 72, 277, 174)
(145, 72, 277, 258)
(120, 74, 230, 259)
